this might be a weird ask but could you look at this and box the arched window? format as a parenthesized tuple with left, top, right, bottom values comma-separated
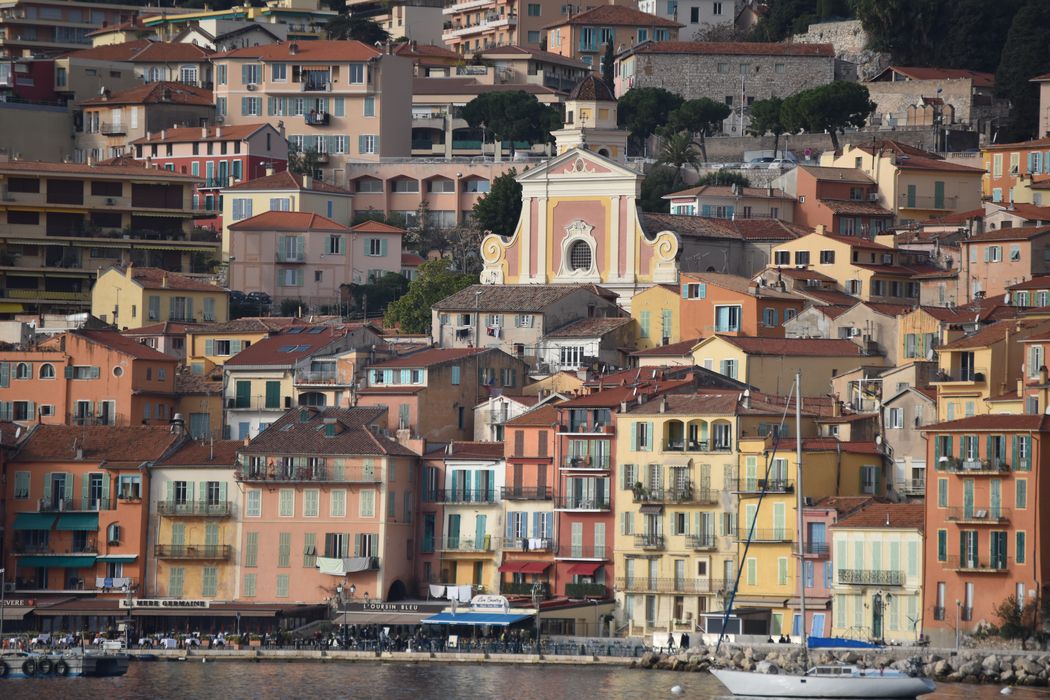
(568, 240, 592, 271)
(14, 362, 30, 380)
(39, 363, 55, 379)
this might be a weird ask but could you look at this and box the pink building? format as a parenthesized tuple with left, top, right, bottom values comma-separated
(236, 406, 419, 603)
(227, 212, 405, 305)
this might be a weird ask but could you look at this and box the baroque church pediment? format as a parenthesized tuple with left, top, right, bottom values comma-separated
(516, 147, 638, 183)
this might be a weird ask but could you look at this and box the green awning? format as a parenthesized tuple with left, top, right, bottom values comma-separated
(18, 555, 96, 568)
(13, 513, 56, 530)
(97, 554, 137, 563)
(56, 513, 99, 531)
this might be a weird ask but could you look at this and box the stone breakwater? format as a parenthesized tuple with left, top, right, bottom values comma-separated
(633, 644, 1050, 686)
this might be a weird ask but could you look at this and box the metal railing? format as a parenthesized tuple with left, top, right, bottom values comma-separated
(556, 545, 608, 560)
(562, 455, 611, 469)
(554, 496, 610, 511)
(632, 487, 719, 505)
(933, 606, 945, 620)
(39, 497, 115, 511)
(15, 539, 98, 554)
(276, 250, 305, 263)
(961, 606, 974, 621)
(304, 112, 330, 126)
(155, 500, 232, 517)
(500, 581, 549, 597)
(437, 537, 499, 553)
(737, 528, 793, 543)
(615, 577, 726, 594)
(837, 569, 904, 586)
(932, 370, 985, 383)
(895, 479, 926, 496)
(564, 582, 607, 598)
(634, 534, 665, 550)
(294, 369, 353, 386)
(237, 465, 381, 483)
(733, 478, 794, 494)
(154, 544, 232, 560)
(100, 122, 126, 135)
(943, 458, 1009, 474)
(687, 534, 718, 550)
(661, 440, 732, 454)
(898, 193, 958, 210)
(946, 506, 1010, 524)
(798, 542, 830, 557)
(500, 486, 552, 501)
(68, 413, 126, 427)
(424, 489, 498, 504)
(502, 538, 555, 553)
(945, 555, 1009, 572)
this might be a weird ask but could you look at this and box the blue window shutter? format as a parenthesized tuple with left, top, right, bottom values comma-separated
(697, 283, 706, 299)
(505, 514, 514, 539)
(681, 284, 689, 298)
(532, 512, 540, 538)
(726, 206, 734, 219)
(701, 204, 712, 217)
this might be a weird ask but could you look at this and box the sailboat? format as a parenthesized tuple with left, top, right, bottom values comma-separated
(711, 373, 935, 699)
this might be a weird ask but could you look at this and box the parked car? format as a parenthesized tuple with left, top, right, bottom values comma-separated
(246, 291, 272, 306)
(228, 290, 246, 304)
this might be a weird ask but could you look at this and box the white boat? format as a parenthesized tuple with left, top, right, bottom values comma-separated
(712, 665, 936, 698)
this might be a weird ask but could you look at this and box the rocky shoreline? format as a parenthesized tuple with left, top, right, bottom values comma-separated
(633, 643, 1050, 685)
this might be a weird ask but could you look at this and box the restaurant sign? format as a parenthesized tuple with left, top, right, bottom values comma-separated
(119, 599, 211, 609)
(470, 595, 509, 613)
(0, 599, 33, 607)
(345, 601, 446, 613)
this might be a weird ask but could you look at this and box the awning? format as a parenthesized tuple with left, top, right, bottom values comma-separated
(13, 513, 56, 530)
(334, 610, 431, 626)
(56, 513, 99, 531)
(0, 302, 24, 312)
(0, 606, 32, 620)
(640, 504, 663, 514)
(98, 554, 138, 562)
(316, 556, 375, 576)
(567, 562, 602, 576)
(498, 561, 525, 573)
(422, 612, 531, 627)
(18, 555, 96, 568)
(519, 562, 551, 575)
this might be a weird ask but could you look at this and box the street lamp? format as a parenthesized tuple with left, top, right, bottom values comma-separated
(955, 600, 962, 650)
(1, 568, 6, 647)
(531, 581, 543, 655)
(121, 582, 134, 649)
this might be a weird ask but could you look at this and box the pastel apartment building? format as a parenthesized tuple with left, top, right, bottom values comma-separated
(210, 39, 413, 185)
(62, 39, 214, 88)
(0, 0, 140, 58)
(665, 184, 795, 221)
(957, 225, 1050, 303)
(228, 213, 404, 305)
(545, 5, 681, 71)
(666, 272, 804, 341)
(235, 406, 418, 604)
(0, 329, 178, 427)
(0, 159, 212, 315)
(185, 316, 311, 375)
(91, 265, 230, 330)
(982, 137, 1050, 206)
(773, 165, 894, 237)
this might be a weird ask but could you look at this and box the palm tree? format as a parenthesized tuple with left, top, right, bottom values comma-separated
(657, 130, 702, 189)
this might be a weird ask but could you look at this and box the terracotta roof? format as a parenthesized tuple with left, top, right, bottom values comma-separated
(583, 365, 695, 387)
(811, 496, 880, 515)
(155, 439, 242, 467)
(817, 412, 878, 424)
(1007, 275, 1050, 291)
(964, 224, 1050, 243)
(80, 81, 212, 107)
(796, 165, 875, 184)
(984, 136, 1050, 151)
(0, 160, 199, 181)
(506, 403, 560, 427)
(630, 337, 701, 357)
(850, 140, 985, 173)
(14, 426, 182, 465)
(860, 302, 917, 317)
(821, 200, 894, 217)
(568, 75, 615, 101)
(772, 438, 882, 454)
(401, 252, 425, 267)
(224, 171, 351, 194)
(940, 318, 1050, 350)
(683, 272, 801, 300)
(558, 379, 692, 408)
(187, 317, 309, 334)
(873, 66, 995, 88)
(131, 123, 272, 144)
(712, 335, 866, 357)
(350, 220, 407, 235)
(240, 407, 417, 457)
(921, 208, 985, 225)
(411, 77, 561, 97)
(997, 203, 1050, 222)
(424, 441, 505, 459)
(545, 5, 682, 29)
(74, 329, 176, 362)
(66, 39, 211, 62)
(221, 39, 380, 61)
(477, 45, 590, 70)
(228, 211, 350, 232)
(833, 503, 925, 531)
(367, 347, 487, 369)
(121, 321, 199, 336)
(924, 414, 1050, 432)
(394, 41, 460, 61)
(224, 326, 346, 367)
(174, 372, 222, 395)
(816, 233, 895, 251)
(433, 284, 610, 312)
(641, 213, 807, 241)
(798, 289, 860, 306)
(85, 20, 149, 38)
(917, 305, 981, 323)
(630, 41, 834, 57)
(771, 268, 836, 282)
(629, 391, 825, 417)
(113, 266, 225, 293)
(666, 184, 791, 200)
(810, 304, 852, 319)
(546, 316, 632, 338)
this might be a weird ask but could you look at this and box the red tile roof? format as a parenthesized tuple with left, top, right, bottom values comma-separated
(818, 233, 895, 251)
(770, 268, 836, 282)
(228, 211, 350, 232)
(964, 225, 1050, 243)
(367, 348, 487, 369)
(667, 184, 791, 199)
(810, 304, 852, 319)
(401, 253, 425, 267)
(873, 66, 995, 88)
(505, 403, 560, 427)
(796, 165, 874, 184)
(66, 39, 212, 62)
(995, 203, 1050, 222)
(546, 316, 632, 338)
(985, 136, 1050, 151)
(631, 41, 834, 57)
(80, 81, 212, 107)
(939, 319, 1050, 350)
(559, 379, 693, 408)
(224, 327, 346, 367)
(425, 441, 505, 459)
(477, 44, 590, 70)
(0, 160, 199, 181)
(131, 123, 273, 144)
(811, 496, 881, 515)
(922, 208, 985, 225)
(117, 266, 226, 293)
(859, 302, 917, 317)
(545, 5, 682, 28)
(394, 41, 461, 61)
(121, 321, 200, 336)
(1007, 275, 1050, 291)
(74, 329, 176, 361)
(642, 213, 807, 241)
(222, 39, 380, 61)
(712, 335, 866, 357)
(187, 317, 309, 334)
(240, 407, 417, 456)
(822, 200, 894, 217)
(773, 439, 882, 454)
(797, 288, 860, 306)
(350, 220, 407, 235)
(630, 337, 702, 357)
(224, 170, 351, 194)
(683, 272, 801, 300)
(156, 439, 243, 467)
(833, 502, 925, 531)
(15, 426, 182, 465)
(924, 414, 1050, 432)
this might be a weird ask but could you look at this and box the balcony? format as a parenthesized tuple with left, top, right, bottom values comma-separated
(634, 534, 665, 550)
(154, 544, 232, 560)
(500, 486, 552, 501)
(732, 478, 794, 495)
(797, 542, 830, 558)
(301, 79, 331, 92)
(294, 369, 353, 387)
(898, 193, 958, 211)
(736, 528, 792, 543)
(564, 582, 608, 598)
(561, 454, 611, 470)
(442, 0, 496, 15)
(237, 464, 381, 483)
(687, 534, 718, 550)
(441, 12, 516, 39)
(837, 569, 904, 586)
(896, 479, 926, 496)
(276, 250, 305, 263)
(425, 489, 498, 505)
(305, 112, 330, 126)
(662, 440, 732, 454)
(632, 486, 719, 505)
(941, 457, 1009, 474)
(437, 537, 499, 553)
(945, 555, 1009, 573)
(38, 497, 115, 511)
(68, 414, 125, 427)
(502, 538, 555, 553)
(100, 122, 126, 136)
(931, 370, 985, 385)
(15, 539, 98, 555)
(946, 506, 1010, 524)
(226, 395, 289, 412)
(155, 500, 232, 517)
(501, 581, 550, 597)
(555, 545, 608, 560)
(554, 496, 610, 511)
(615, 577, 726, 594)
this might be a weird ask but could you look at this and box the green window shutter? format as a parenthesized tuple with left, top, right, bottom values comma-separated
(0, 361, 8, 387)
(380, 239, 388, 256)
(278, 532, 291, 567)
(937, 530, 946, 560)
(172, 522, 185, 546)
(265, 380, 280, 409)
(205, 339, 215, 356)
(205, 522, 219, 546)
(63, 472, 74, 500)
(219, 481, 227, 502)
(245, 532, 258, 567)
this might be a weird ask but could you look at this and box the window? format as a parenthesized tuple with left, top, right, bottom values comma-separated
(568, 240, 592, 270)
(276, 574, 289, 598)
(762, 308, 777, 327)
(714, 305, 741, 332)
(278, 488, 294, 517)
(819, 250, 835, 264)
(231, 198, 253, 221)
(242, 63, 261, 84)
(366, 238, 387, 256)
(13, 471, 29, 499)
(987, 245, 1002, 263)
(774, 250, 790, 265)
(361, 489, 376, 517)
(358, 134, 378, 154)
(794, 251, 810, 265)
(888, 407, 904, 428)
(304, 489, 319, 517)
(349, 63, 365, 84)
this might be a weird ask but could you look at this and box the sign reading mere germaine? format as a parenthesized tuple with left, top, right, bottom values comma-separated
(120, 599, 211, 609)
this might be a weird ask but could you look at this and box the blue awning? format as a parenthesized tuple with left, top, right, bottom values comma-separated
(421, 612, 532, 627)
(56, 513, 99, 531)
(13, 513, 56, 530)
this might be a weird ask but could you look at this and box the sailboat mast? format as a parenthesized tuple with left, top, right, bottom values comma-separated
(795, 371, 809, 666)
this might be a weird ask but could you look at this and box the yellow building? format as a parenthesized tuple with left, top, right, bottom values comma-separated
(630, 284, 681, 350)
(691, 335, 883, 396)
(734, 436, 887, 637)
(830, 502, 925, 644)
(148, 440, 243, 600)
(92, 265, 229, 330)
(897, 306, 974, 363)
(186, 317, 312, 375)
(549, 76, 628, 162)
(821, 140, 984, 224)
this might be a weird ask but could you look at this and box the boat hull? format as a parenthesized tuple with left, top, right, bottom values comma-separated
(711, 669, 937, 698)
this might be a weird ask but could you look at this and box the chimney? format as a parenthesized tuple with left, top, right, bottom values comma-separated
(146, 130, 152, 140)
(289, 42, 299, 55)
(303, 174, 312, 190)
(741, 389, 750, 409)
(169, 412, 185, 435)
(125, 262, 134, 281)
(201, 126, 207, 139)
(264, 162, 275, 177)
(216, 127, 222, 139)
(161, 128, 166, 140)
(659, 396, 667, 413)
(162, 271, 169, 288)
(620, 400, 628, 413)
(815, 224, 826, 236)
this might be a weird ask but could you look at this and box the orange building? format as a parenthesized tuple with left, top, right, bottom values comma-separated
(983, 137, 1050, 204)
(5, 425, 183, 597)
(678, 272, 805, 338)
(544, 5, 680, 70)
(922, 414, 1048, 645)
(777, 165, 895, 236)
(0, 330, 179, 427)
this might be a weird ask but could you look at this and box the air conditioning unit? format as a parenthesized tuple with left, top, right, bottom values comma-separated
(868, 193, 879, 202)
(849, 327, 861, 337)
(246, 83, 257, 91)
(215, 115, 225, 123)
(105, 197, 116, 205)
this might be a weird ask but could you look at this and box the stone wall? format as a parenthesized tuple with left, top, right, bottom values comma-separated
(697, 126, 979, 162)
(791, 19, 890, 82)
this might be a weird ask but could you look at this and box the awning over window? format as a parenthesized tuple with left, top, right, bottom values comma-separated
(566, 562, 602, 576)
(18, 555, 96, 568)
(498, 561, 525, 573)
(13, 513, 56, 530)
(639, 504, 663, 514)
(98, 554, 138, 562)
(422, 612, 531, 627)
(518, 562, 551, 575)
(56, 513, 99, 531)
